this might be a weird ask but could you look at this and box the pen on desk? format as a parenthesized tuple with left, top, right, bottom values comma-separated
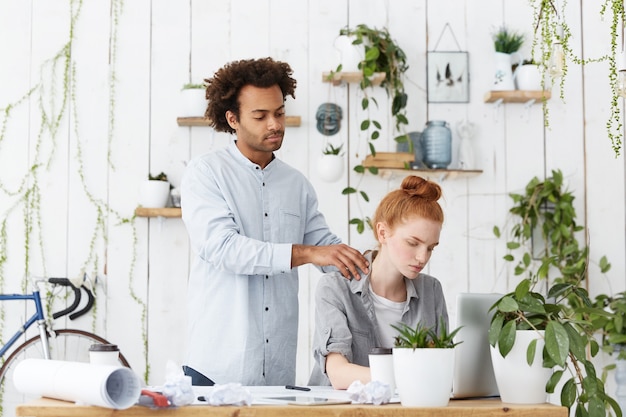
(285, 384, 311, 391)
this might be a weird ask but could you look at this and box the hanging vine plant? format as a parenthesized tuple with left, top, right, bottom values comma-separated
(0, 0, 148, 384)
(530, 0, 625, 157)
(329, 24, 410, 233)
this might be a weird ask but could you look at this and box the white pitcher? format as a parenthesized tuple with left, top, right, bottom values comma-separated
(492, 51, 521, 91)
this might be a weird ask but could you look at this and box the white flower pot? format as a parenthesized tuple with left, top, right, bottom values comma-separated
(317, 154, 344, 182)
(393, 347, 455, 407)
(180, 88, 207, 118)
(490, 330, 553, 404)
(514, 64, 543, 91)
(333, 35, 363, 72)
(138, 180, 170, 208)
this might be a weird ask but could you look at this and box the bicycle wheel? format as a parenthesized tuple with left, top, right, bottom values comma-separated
(0, 329, 131, 417)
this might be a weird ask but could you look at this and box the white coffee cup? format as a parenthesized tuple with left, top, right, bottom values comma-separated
(89, 343, 120, 366)
(369, 347, 395, 393)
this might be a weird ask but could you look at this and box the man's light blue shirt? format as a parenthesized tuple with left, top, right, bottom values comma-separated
(181, 140, 341, 385)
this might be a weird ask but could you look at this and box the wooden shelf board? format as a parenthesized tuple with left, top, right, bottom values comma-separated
(135, 207, 181, 218)
(322, 71, 386, 86)
(373, 168, 483, 181)
(177, 115, 301, 127)
(484, 90, 551, 103)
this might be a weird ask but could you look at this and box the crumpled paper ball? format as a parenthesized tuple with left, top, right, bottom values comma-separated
(347, 380, 392, 405)
(206, 383, 252, 406)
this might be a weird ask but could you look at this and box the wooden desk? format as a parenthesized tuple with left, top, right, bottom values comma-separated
(17, 397, 567, 417)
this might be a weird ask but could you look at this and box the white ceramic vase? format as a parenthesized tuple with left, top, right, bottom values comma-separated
(514, 64, 543, 91)
(393, 347, 455, 407)
(333, 35, 363, 72)
(317, 154, 344, 182)
(490, 330, 553, 404)
(138, 180, 170, 208)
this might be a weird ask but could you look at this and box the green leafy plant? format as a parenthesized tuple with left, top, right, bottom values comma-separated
(590, 292, 626, 360)
(493, 26, 525, 54)
(333, 24, 410, 234)
(148, 172, 168, 181)
(181, 83, 205, 90)
(392, 319, 462, 350)
(322, 143, 344, 156)
(490, 169, 616, 417)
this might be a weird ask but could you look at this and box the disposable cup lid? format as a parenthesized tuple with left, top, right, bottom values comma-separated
(89, 343, 119, 352)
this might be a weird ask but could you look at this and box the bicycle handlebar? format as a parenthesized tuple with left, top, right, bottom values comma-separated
(48, 277, 95, 320)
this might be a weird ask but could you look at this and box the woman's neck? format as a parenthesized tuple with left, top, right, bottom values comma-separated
(369, 251, 407, 302)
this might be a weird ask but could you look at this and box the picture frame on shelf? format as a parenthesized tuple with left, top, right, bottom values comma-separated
(427, 51, 469, 103)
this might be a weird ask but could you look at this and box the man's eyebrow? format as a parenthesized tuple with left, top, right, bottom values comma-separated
(250, 105, 285, 114)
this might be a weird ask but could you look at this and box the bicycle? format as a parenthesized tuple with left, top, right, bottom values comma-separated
(0, 276, 130, 417)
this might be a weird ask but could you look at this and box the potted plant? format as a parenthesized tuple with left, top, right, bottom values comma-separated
(391, 319, 462, 407)
(317, 143, 345, 183)
(491, 26, 525, 91)
(514, 59, 544, 91)
(490, 169, 617, 416)
(180, 82, 207, 118)
(329, 24, 410, 234)
(138, 172, 171, 208)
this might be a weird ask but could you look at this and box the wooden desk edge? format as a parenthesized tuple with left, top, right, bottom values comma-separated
(16, 397, 568, 417)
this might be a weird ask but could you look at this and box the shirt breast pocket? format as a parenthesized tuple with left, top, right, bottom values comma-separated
(279, 209, 302, 242)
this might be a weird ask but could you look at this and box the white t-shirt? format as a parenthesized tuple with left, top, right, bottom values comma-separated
(369, 283, 408, 348)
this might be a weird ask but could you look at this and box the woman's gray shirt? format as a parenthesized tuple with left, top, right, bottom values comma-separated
(308, 252, 448, 386)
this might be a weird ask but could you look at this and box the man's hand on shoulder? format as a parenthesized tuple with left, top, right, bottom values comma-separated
(292, 244, 369, 280)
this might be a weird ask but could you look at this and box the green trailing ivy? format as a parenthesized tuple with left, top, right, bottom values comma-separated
(0, 0, 149, 393)
(530, 0, 625, 156)
(331, 24, 410, 234)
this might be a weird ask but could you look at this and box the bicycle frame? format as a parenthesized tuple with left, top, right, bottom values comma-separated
(0, 289, 51, 359)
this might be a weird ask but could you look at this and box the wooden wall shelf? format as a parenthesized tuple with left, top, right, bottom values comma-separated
(177, 116, 301, 127)
(135, 207, 181, 218)
(483, 90, 551, 104)
(369, 167, 483, 182)
(322, 71, 386, 86)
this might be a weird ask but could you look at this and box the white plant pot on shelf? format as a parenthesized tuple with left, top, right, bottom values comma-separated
(317, 154, 344, 182)
(138, 180, 170, 208)
(490, 330, 553, 404)
(393, 347, 455, 407)
(180, 88, 207, 118)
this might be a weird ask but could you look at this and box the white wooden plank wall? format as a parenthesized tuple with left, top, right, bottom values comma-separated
(0, 0, 624, 393)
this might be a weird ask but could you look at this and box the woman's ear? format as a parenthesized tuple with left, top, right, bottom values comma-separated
(375, 222, 388, 243)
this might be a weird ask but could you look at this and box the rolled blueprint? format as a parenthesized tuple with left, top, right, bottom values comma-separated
(13, 359, 142, 409)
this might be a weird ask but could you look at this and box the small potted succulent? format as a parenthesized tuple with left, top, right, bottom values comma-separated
(317, 143, 345, 183)
(491, 26, 525, 91)
(138, 172, 171, 208)
(391, 319, 462, 407)
(180, 82, 207, 118)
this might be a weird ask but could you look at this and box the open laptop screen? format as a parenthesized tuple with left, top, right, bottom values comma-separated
(451, 292, 502, 399)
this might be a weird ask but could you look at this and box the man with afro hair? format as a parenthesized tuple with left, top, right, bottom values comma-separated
(181, 57, 369, 386)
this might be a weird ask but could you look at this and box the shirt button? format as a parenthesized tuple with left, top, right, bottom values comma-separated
(265, 307, 269, 311)
(264, 213, 268, 217)
(266, 339, 269, 343)
(265, 275, 269, 279)
(324, 328, 329, 334)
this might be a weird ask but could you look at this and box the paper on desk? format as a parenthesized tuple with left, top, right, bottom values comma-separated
(13, 359, 142, 409)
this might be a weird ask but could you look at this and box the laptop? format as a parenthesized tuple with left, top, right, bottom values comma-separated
(451, 292, 502, 399)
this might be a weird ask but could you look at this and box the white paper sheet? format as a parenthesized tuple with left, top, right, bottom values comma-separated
(13, 359, 142, 409)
